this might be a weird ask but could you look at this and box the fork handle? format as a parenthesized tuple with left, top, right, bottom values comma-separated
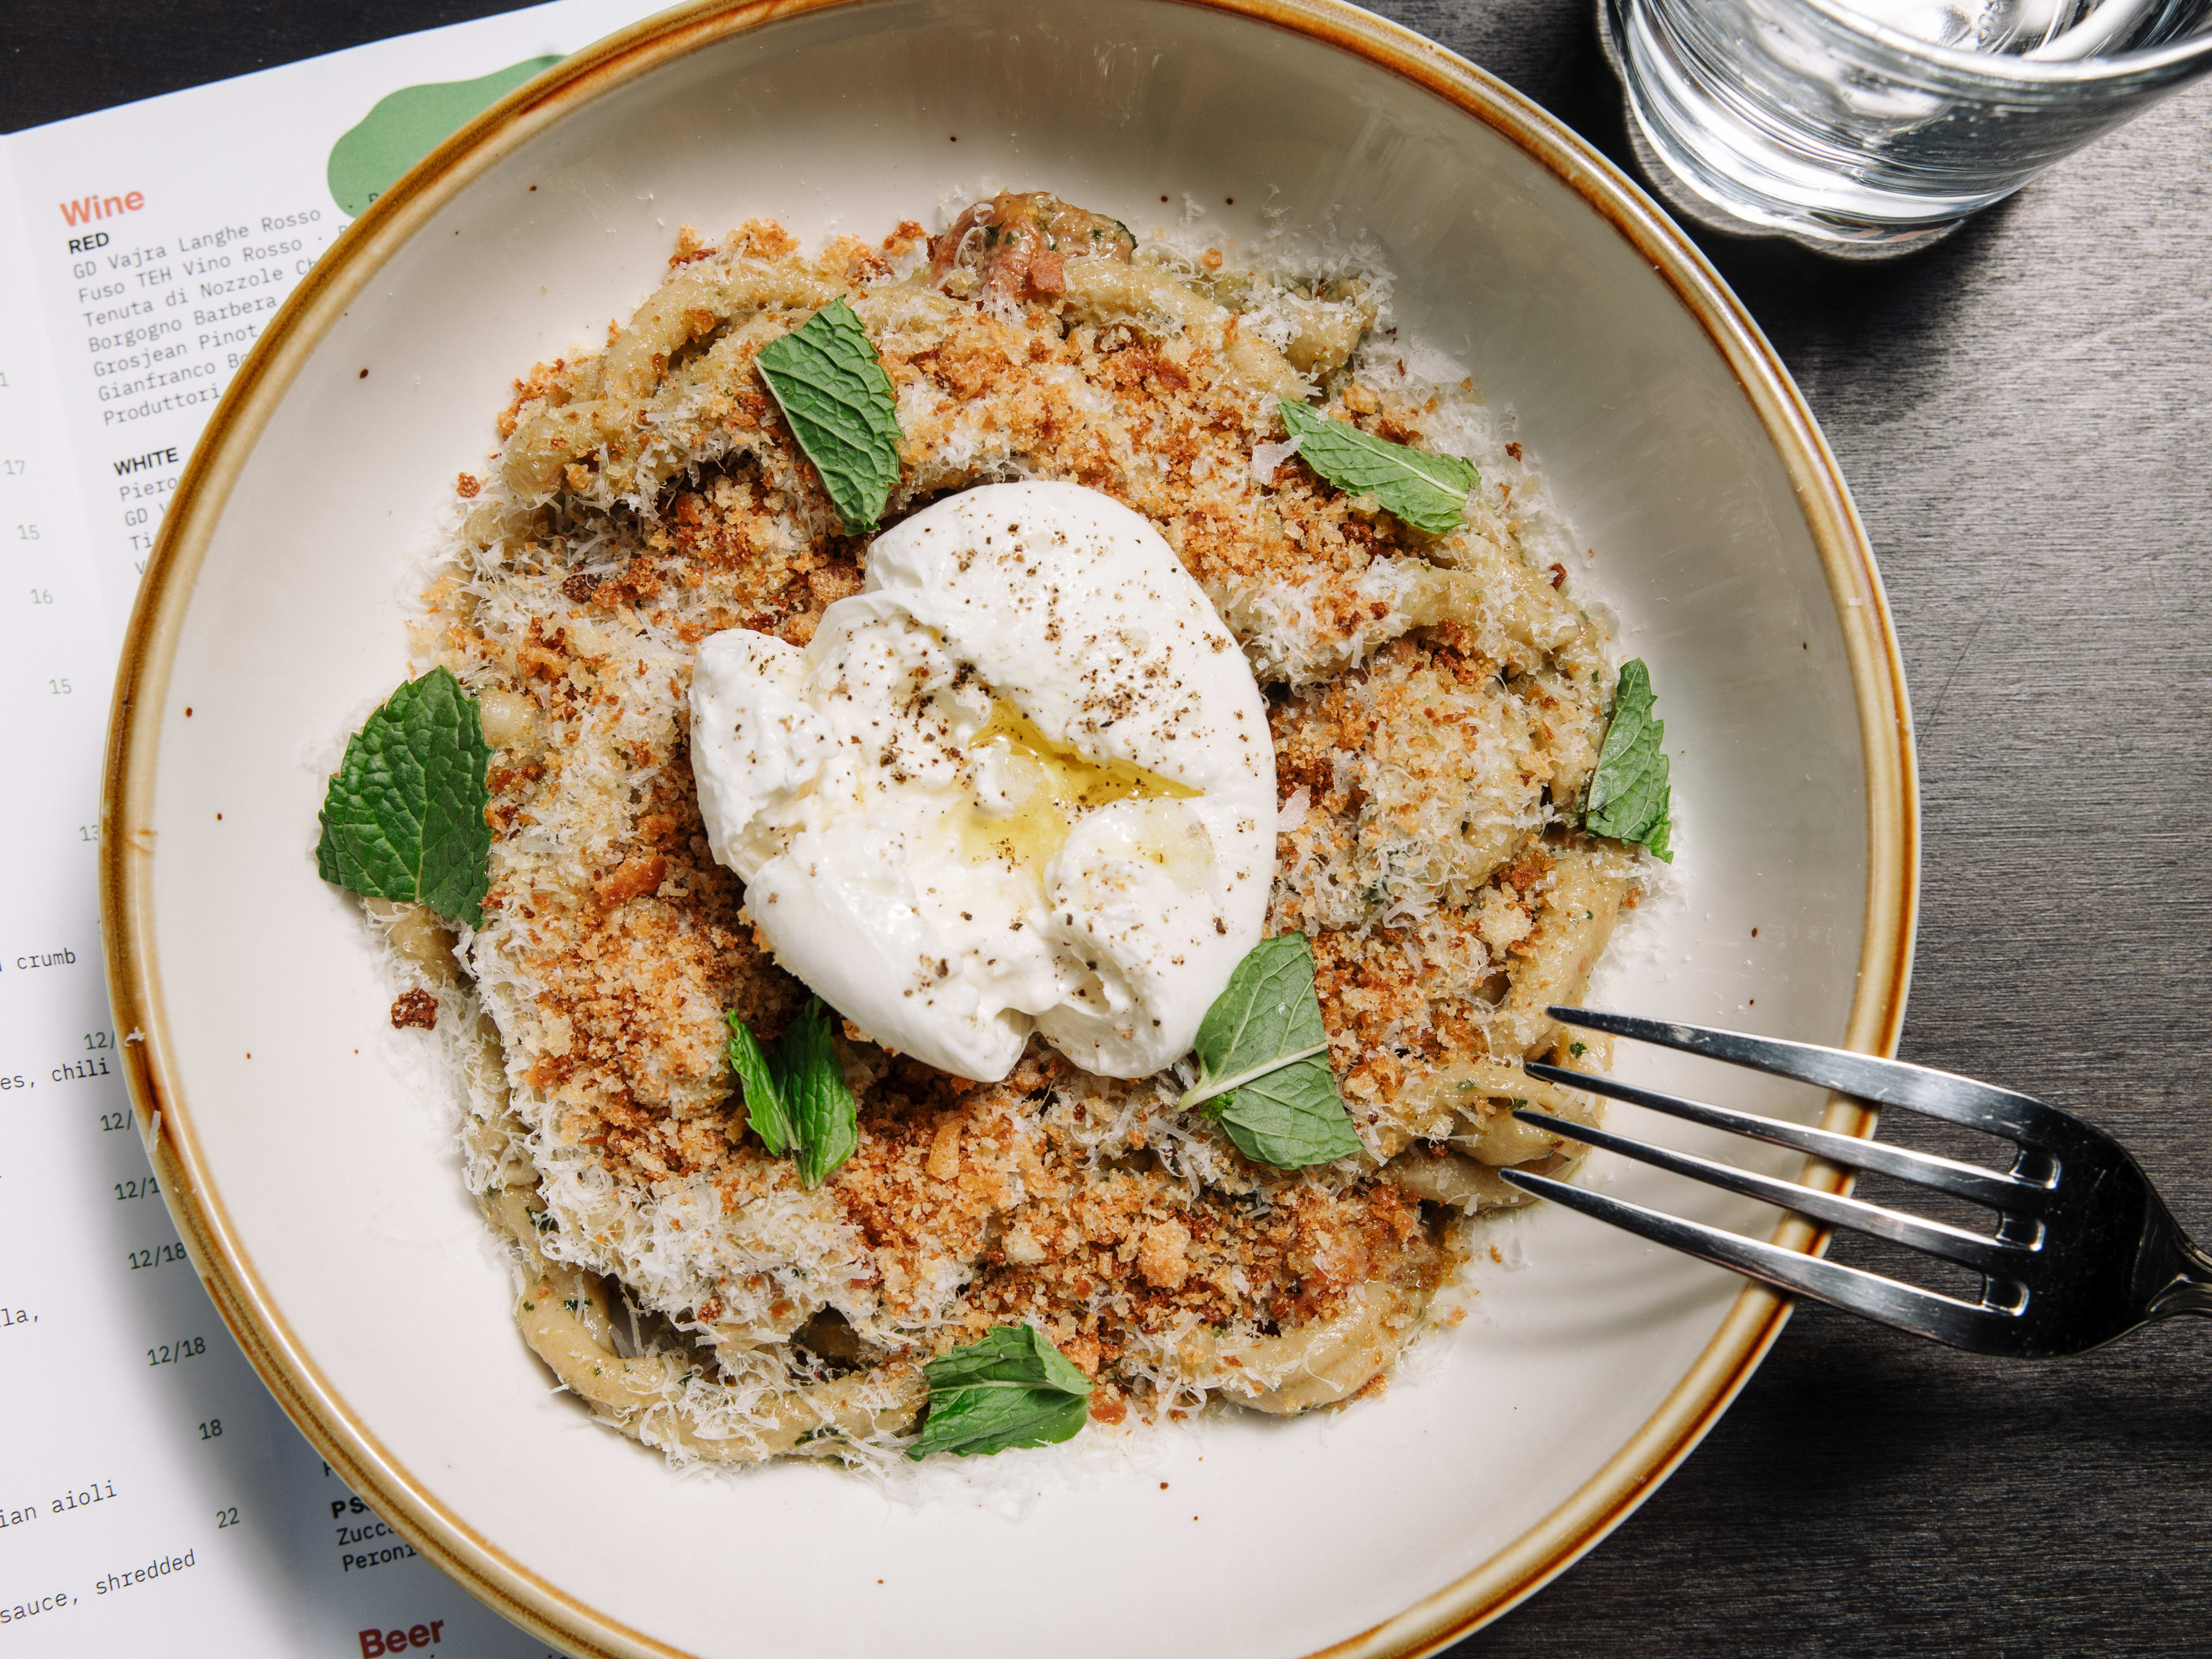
(2147, 1236, 2212, 1321)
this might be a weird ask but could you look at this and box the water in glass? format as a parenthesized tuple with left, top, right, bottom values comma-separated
(1603, 0, 2212, 255)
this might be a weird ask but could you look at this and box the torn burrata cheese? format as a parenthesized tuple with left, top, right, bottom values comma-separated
(688, 480, 1275, 1081)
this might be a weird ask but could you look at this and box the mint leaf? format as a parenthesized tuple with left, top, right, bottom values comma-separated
(1584, 658, 1674, 862)
(906, 1324, 1092, 1459)
(1179, 933, 1362, 1169)
(726, 997, 857, 1183)
(725, 1013, 796, 1156)
(1216, 1055, 1361, 1168)
(756, 298, 902, 535)
(1276, 399, 1477, 536)
(781, 998, 859, 1187)
(315, 666, 492, 926)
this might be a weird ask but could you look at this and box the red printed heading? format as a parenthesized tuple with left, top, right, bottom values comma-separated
(60, 191, 145, 227)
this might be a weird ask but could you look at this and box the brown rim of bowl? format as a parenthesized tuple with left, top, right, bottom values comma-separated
(99, 1, 1918, 1654)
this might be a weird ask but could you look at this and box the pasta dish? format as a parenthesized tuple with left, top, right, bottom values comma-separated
(342, 192, 1658, 1467)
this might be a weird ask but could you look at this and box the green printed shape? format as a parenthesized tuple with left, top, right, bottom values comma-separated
(327, 56, 563, 217)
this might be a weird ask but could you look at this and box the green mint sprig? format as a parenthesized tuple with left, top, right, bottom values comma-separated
(783, 999, 861, 1187)
(1275, 399, 1477, 536)
(725, 1017, 797, 1157)
(315, 666, 493, 927)
(1584, 658, 1675, 862)
(725, 997, 858, 1186)
(906, 1324, 1092, 1460)
(756, 297, 903, 535)
(1179, 932, 1362, 1169)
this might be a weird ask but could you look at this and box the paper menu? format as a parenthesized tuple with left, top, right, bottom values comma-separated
(0, 6, 656, 1652)
(8, 0, 664, 627)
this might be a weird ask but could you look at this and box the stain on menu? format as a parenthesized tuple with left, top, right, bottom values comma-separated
(0, 4, 650, 1652)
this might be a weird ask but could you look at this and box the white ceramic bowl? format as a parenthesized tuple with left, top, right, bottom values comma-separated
(102, 2, 1916, 1654)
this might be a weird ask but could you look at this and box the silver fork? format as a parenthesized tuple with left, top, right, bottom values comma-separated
(1498, 1008, 2212, 1356)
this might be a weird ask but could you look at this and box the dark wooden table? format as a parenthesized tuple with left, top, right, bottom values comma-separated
(13, 3, 2211, 1653)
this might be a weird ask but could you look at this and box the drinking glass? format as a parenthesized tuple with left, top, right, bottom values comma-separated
(1600, 0, 2212, 256)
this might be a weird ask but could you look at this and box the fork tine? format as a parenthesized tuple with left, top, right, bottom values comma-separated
(1525, 1062, 2039, 1214)
(1509, 1108, 2029, 1274)
(1547, 1007, 2058, 1145)
(1498, 1168, 2012, 1349)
